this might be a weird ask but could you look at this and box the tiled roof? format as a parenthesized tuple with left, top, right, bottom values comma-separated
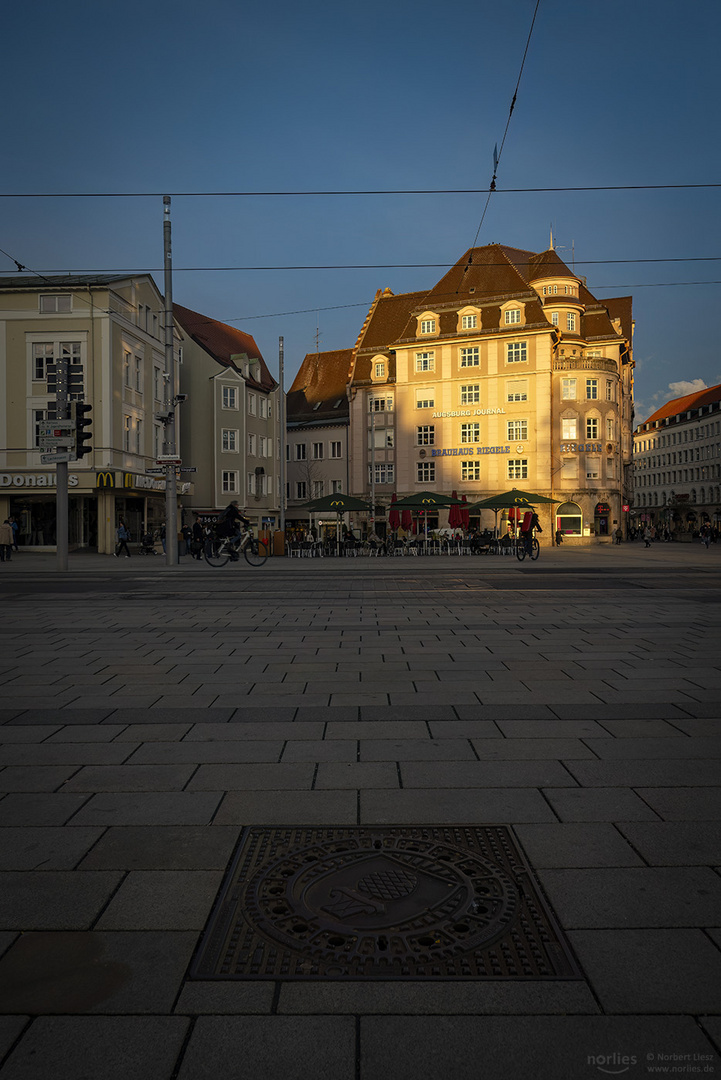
(287, 349, 352, 423)
(641, 382, 721, 426)
(173, 303, 276, 391)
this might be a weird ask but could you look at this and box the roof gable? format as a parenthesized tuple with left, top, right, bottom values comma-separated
(173, 303, 276, 391)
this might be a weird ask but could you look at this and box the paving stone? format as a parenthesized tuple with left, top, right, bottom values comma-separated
(277, 980, 599, 1015)
(281, 740, 356, 762)
(514, 823, 644, 867)
(361, 788, 556, 824)
(185, 721, 324, 740)
(95, 870, 223, 930)
(595, 719, 686, 737)
(4, 709, 115, 726)
(69, 792, 222, 827)
(0, 793, 91, 827)
(176, 1016, 355, 1080)
(470, 738, 596, 760)
(537, 866, 721, 927)
(113, 724, 192, 741)
(563, 759, 721, 786)
(107, 708, 235, 724)
(584, 736, 721, 759)
(0, 828, 105, 871)
(400, 760, 577, 788)
(325, 721, 429, 738)
(497, 720, 612, 738)
(0, 871, 123, 930)
(616, 821, 721, 865)
(633, 787, 721, 821)
(361, 739, 476, 761)
(0, 931, 198, 1014)
(125, 740, 283, 764)
(542, 788, 662, 822)
(360, 1015, 720, 1080)
(212, 790, 357, 825)
(427, 721, 502, 738)
(314, 761, 399, 788)
(77, 827, 238, 874)
(0, 727, 60, 743)
(0, 767, 81, 793)
(173, 981, 275, 1014)
(0, 744, 137, 766)
(0, 1016, 189, 1080)
(186, 762, 314, 790)
(0, 1015, 28, 1061)
(569, 929, 721, 1014)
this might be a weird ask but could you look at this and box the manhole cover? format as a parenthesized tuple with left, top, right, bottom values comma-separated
(190, 825, 581, 980)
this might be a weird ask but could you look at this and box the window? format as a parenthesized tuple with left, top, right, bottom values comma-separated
(507, 342, 527, 363)
(33, 344, 53, 380)
(561, 458, 578, 480)
(375, 362, 385, 378)
(506, 420, 527, 441)
(312, 480, 324, 499)
(258, 436, 267, 458)
(605, 379, 615, 401)
(332, 480, 343, 493)
(420, 319, 436, 334)
(124, 415, 132, 452)
(370, 395, 393, 411)
(461, 314, 477, 329)
(586, 457, 600, 479)
(417, 461, 435, 483)
(460, 384, 480, 405)
(248, 393, 256, 416)
(606, 457, 615, 478)
(416, 391, 435, 409)
(586, 417, 599, 440)
(561, 418, 577, 440)
(258, 397, 267, 419)
(312, 442, 324, 459)
(295, 443, 307, 460)
(567, 312, 576, 332)
(295, 481, 307, 500)
(248, 433, 256, 455)
(372, 464, 395, 484)
(153, 366, 163, 402)
(415, 351, 435, 372)
(505, 309, 521, 324)
(417, 425, 435, 445)
(606, 418, 615, 441)
(136, 419, 143, 454)
(561, 378, 577, 400)
(462, 460, 481, 481)
(460, 422, 480, 443)
(39, 294, 72, 313)
(153, 424, 162, 459)
(123, 351, 131, 387)
(586, 379, 598, 400)
(556, 501, 582, 535)
(508, 459, 528, 480)
(222, 386, 237, 409)
(551, 312, 559, 326)
(460, 347, 480, 367)
(507, 379, 528, 402)
(330, 441, 342, 459)
(135, 355, 142, 392)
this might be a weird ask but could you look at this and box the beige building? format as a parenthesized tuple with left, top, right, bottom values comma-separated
(0, 274, 185, 553)
(174, 305, 280, 531)
(285, 349, 351, 532)
(343, 244, 634, 541)
(633, 383, 721, 535)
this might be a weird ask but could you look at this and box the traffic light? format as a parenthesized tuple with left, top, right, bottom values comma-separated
(72, 402, 93, 458)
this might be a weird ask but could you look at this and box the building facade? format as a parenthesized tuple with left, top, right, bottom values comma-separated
(632, 383, 721, 534)
(0, 274, 185, 553)
(286, 349, 351, 532)
(343, 244, 634, 541)
(174, 304, 280, 531)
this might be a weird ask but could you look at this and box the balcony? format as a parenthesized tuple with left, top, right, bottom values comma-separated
(553, 357, 617, 373)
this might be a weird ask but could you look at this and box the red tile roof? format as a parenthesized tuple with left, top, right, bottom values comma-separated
(641, 383, 721, 426)
(287, 349, 352, 422)
(173, 303, 276, 391)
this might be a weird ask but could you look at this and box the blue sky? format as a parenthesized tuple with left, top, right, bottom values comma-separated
(2, 0, 719, 422)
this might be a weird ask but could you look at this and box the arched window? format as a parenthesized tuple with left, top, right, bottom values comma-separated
(556, 501, 582, 536)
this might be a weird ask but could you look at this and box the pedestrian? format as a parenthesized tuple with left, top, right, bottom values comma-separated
(0, 519, 13, 562)
(9, 516, 19, 551)
(643, 525, 652, 548)
(555, 528, 564, 546)
(181, 523, 192, 556)
(115, 518, 131, 558)
(615, 526, 623, 545)
(191, 515, 204, 560)
(701, 523, 712, 548)
(160, 523, 166, 553)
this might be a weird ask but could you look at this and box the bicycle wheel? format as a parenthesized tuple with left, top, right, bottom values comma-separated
(205, 539, 230, 567)
(515, 540, 526, 561)
(244, 537, 268, 566)
(530, 538, 540, 561)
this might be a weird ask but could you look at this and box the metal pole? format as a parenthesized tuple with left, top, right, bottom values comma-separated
(278, 336, 286, 536)
(55, 354, 69, 571)
(163, 196, 178, 566)
(370, 405, 376, 538)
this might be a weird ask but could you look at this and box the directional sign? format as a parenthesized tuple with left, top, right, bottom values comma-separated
(179, 467, 197, 472)
(38, 436, 75, 448)
(146, 468, 165, 474)
(41, 451, 76, 463)
(38, 422, 74, 437)
(156, 457, 182, 465)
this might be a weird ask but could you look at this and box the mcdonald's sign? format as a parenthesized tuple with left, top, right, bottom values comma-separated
(123, 473, 134, 489)
(95, 471, 115, 488)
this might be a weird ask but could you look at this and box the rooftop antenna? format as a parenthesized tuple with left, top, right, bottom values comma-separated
(549, 224, 554, 250)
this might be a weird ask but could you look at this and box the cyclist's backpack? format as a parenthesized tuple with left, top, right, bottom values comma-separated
(521, 511, 533, 534)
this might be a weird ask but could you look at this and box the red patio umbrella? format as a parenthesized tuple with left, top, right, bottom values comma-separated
(401, 508, 413, 531)
(388, 493, 400, 531)
(461, 494, 470, 530)
(448, 490, 462, 529)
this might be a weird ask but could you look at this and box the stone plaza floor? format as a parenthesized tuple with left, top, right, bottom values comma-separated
(0, 543, 719, 1078)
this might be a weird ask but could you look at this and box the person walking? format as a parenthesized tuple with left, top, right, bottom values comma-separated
(555, 528, 564, 546)
(643, 525, 652, 548)
(115, 519, 131, 558)
(615, 526, 623, 545)
(0, 519, 13, 562)
(191, 515, 204, 560)
(9, 517, 19, 551)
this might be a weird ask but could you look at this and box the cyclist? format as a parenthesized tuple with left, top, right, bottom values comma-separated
(520, 510, 542, 556)
(216, 501, 251, 559)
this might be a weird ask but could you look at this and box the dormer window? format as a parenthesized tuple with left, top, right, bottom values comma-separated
(420, 319, 436, 334)
(461, 314, 477, 329)
(505, 309, 521, 325)
(375, 362, 385, 378)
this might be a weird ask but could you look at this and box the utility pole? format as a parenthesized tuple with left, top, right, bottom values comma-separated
(278, 336, 286, 537)
(370, 404, 376, 538)
(163, 196, 179, 566)
(55, 353, 69, 571)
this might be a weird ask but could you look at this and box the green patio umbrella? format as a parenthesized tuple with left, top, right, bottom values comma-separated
(466, 491, 535, 539)
(301, 492, 372, 554)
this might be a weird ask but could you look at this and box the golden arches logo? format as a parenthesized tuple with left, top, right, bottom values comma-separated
(330, 500, 344, 509)
(95, 471, 114, 488)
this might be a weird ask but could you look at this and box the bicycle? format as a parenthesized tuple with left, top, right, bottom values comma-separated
(204, 525, 268, 567)
(515, 532, 540, 561)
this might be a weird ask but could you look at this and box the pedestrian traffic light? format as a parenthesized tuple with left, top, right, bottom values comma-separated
(72, 401, 93, 458)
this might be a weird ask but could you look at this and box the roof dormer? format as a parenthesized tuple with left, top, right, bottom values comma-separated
(416, 311, 439, 338)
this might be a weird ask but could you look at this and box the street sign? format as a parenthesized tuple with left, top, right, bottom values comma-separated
(156, 457, 182, 465)
(146, 468, 165, 474)
(622, 504, 630, 512)
(180, 467, 197, 472)
(41, 451, 76, 463)
(38, 436, 76, 448)
(38, 422, 74, 438)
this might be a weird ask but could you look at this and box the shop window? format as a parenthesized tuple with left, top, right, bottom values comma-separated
(556, 501, 582, 535)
